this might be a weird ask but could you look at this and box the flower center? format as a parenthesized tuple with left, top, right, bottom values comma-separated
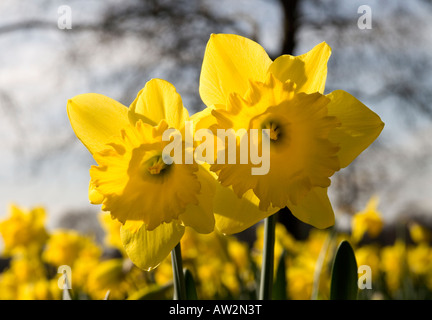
(257, 116, 290, 147)
(89, 120, 201, 231)
(147, 158, 167, 175)
(140, 154, 170, 178)
(264, 121, 281, 141)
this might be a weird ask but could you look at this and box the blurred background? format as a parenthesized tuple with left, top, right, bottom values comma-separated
(0, 0, 431, 239)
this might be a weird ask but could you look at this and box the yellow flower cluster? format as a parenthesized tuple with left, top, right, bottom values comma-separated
(1, 198, 432, 300)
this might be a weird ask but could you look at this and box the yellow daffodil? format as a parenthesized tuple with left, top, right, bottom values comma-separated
(199, 34, 384, 232)
(8, 253, 47, 284)
(0, 251, 61, 300)
(86, 258, 131, 300)
(42, 229, 101, 267)
(0, 204, 48, 255)
(227, 240, 250, 271)
(16, 279, 59, 300)
(409, 222, 432, 244)
(351, 196, 383, 243)
(380, 240, 406, 293)
(355, 244, 381, 280)
(287, 264, 316, 300)
(67, 78, 215, 270)
(0, 272, 17, 300)
(407, 243, 432, 276)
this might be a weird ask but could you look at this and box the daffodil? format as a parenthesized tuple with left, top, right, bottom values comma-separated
(86, 258, 131, 300)
(67, 78, 215, 271)
(380, 240, 406, 293)
(42, 229, 101, 267)
(0, 204, 48, 255)
(409, 222, 432, 244)
(199, 34, 384, 232)
(351, 196, 383, 243)
(354, 244, 381, 281)
(407, 243, 432, 277)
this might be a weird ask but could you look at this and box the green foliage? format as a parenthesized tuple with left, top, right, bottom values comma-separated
(330, 240, 358, 300)
(184, 269, 198, 300)
(272, 250, 287, 300)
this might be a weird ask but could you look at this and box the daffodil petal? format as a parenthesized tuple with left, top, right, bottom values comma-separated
(288, 187, 334, 229)
(120, 221, 185, 271)
(67, 93, 129, 155)
(129, 78, 189, 129)
(199, 33, 273, 107)
(180, 164, 216, 234)
(190, 107, 217, 131)
(326, 90, 385, 168)
(268, 42, 331, 94)
(214, 186, 279, 235)
(88, 180, 104, 205)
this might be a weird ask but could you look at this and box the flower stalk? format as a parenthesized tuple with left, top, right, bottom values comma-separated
(259, 213, 277, 300)
(171, 242, 187, 300)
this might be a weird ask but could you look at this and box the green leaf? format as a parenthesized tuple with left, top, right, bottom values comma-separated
(272, 250, 287, 300)
(259, 214, 277, 300)
(184, 269, 198, 300)
(330, 240, 358, 300)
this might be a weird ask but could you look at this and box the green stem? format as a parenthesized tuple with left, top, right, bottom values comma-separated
(171, 242, 186, 300)
(259, 213, 276, 300)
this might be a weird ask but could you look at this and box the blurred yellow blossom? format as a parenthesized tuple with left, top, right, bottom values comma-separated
(351, 196, 383, 243)
(0, 252, 60, 300)
(0, 271, 16, 300)
(154, 259, 173, 286)
(15, 279, 59, 300)
(409, 222, 432, 244)
(355, 244, 380, 280)
(291, 229, 331, 299)
(42, 229, 101, 267)
(380, 240, 406, 293)
(287, 264, 315, 300)
(0, 204, 48, 255)
(86, 258, 131, 300)
(407, 243, 432, 276)
(227, 240, 250, 271)
(9, 253, 46, 284)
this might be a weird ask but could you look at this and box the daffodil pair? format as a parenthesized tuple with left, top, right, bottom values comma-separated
(67, 33, 384, 274)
